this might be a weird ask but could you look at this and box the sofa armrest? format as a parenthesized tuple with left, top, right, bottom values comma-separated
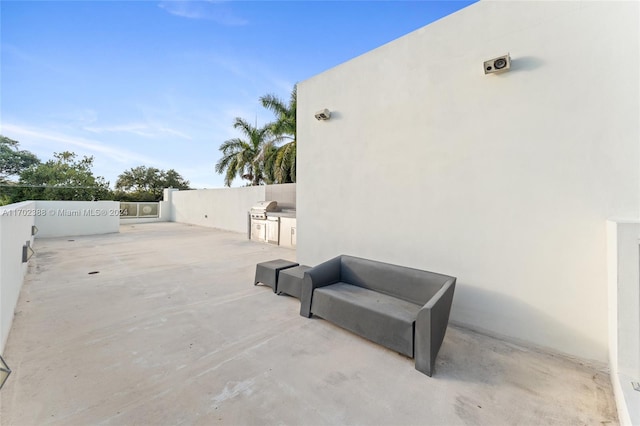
(414, 278, 456, 376)
(300, 256, 342, 318)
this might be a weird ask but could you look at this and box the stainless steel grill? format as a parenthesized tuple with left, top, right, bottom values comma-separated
(250, 201, 281, 245)
(250, 201, 279, 220)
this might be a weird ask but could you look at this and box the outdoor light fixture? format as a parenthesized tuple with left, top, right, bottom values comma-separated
(484, 53, 511, 74)
(31, 225, 38, 236)
(22, 240, 34, 263)
(0, 354, 11, 390)
(314, 108, 331, 121)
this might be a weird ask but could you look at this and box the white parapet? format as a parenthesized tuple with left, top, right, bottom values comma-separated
(0, 201, 36, 353)
(607, 220, 640, 426)
(34, 200, 120, 238)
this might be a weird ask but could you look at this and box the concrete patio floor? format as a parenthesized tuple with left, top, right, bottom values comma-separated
(0, 222, 618, 425)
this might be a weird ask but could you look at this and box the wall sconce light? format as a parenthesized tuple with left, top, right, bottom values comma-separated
(22, 241, 35, 263)
(314, 108, 331, 121)
(0, 354, 11, 390)
(31, 225, 38, 236)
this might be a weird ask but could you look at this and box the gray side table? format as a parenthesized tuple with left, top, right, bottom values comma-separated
(254, 259, 299, 293)
(277, 265, 311, 299)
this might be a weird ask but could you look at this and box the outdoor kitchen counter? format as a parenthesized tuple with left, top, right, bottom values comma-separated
(268, 211, 296, 218)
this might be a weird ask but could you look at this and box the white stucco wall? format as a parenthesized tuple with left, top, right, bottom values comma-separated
(171, 186, 266, 234)
(607, 220, 640, 425)
(170, 184, 297, 234)
(34, 201, 120, 238)
(297, 1, 639, 362)
(0, 200, 120, 353)
(608, 221, 640, 379)
(0, 202, 36, 353)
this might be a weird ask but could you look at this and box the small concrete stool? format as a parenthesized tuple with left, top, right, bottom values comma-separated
(277, 265, 311, 299)
(254, 259, 299, 293)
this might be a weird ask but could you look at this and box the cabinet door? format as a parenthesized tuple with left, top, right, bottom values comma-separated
(251, 221, 266, 241)
(267, 219, 279, 244)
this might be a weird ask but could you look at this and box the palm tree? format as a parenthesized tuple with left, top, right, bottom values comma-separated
(260, 85, 297, 183)
(215, 118, 272, 187)
(261, 143, 279, 185)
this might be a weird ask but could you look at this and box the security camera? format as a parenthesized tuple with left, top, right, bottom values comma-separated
(484, 54, 511, 75)
(315, 109, 331, 121)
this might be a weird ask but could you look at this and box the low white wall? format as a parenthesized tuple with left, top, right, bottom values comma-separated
(171, 187, 264, 234)
(0, 200, 120, 353)
(119, 201, 170, 225)
(35, 201, 120, 238)
(169, 184, 297, 234)
(120, 217, 165, 225)
(120, 217, 169, 225)
(265, 184, 296, 209)
(0, 201, 36, 353)
(159, 200, 170, 221)
(607, 220, 640, 426)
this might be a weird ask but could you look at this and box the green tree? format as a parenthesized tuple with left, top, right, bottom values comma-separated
(0, 135, 40, 183)
(260, 85, 297, 183)
(0, 135, 41, 205)
(261, 143, 279, 185)
(114, 166, 190, 201)
(15, 151, 111, 201)
(215, 118, 272, 187)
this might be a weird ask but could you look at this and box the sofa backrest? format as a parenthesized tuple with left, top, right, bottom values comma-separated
(339, 255, 453, 306)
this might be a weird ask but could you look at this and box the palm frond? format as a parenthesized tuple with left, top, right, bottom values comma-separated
(223, 156, 240, 187)
(260, 94, 288, 117)
(219, 138, 247, 154)
(216, 85, 297, 187)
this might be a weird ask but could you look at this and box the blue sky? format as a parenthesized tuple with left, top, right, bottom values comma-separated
(1, 0, 475, 188)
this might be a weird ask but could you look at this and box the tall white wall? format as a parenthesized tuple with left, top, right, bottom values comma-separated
(0, 202, 36, 353)
(297, 1, 639, 362)
(35, 201, 120, 238)
(607, 220, 640, 425)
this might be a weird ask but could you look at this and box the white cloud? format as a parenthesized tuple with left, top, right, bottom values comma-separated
(158, 1, 248, 25)
(49, 108, 98, 126)
(0, 43, 77, 77)
(201, 53, 295, 96)
(83, 122, 192, 140)
(1, 122, 158, 165)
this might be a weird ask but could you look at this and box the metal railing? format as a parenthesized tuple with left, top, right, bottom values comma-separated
(119, 202, 159, 219)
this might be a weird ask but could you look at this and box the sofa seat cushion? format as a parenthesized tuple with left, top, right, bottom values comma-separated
(311, 282, 421, 357)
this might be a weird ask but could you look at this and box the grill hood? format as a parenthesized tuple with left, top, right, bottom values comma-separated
(250, 201, 280, 219)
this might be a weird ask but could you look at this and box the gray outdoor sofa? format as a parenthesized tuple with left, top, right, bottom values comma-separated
(300, 255, 456, 377)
